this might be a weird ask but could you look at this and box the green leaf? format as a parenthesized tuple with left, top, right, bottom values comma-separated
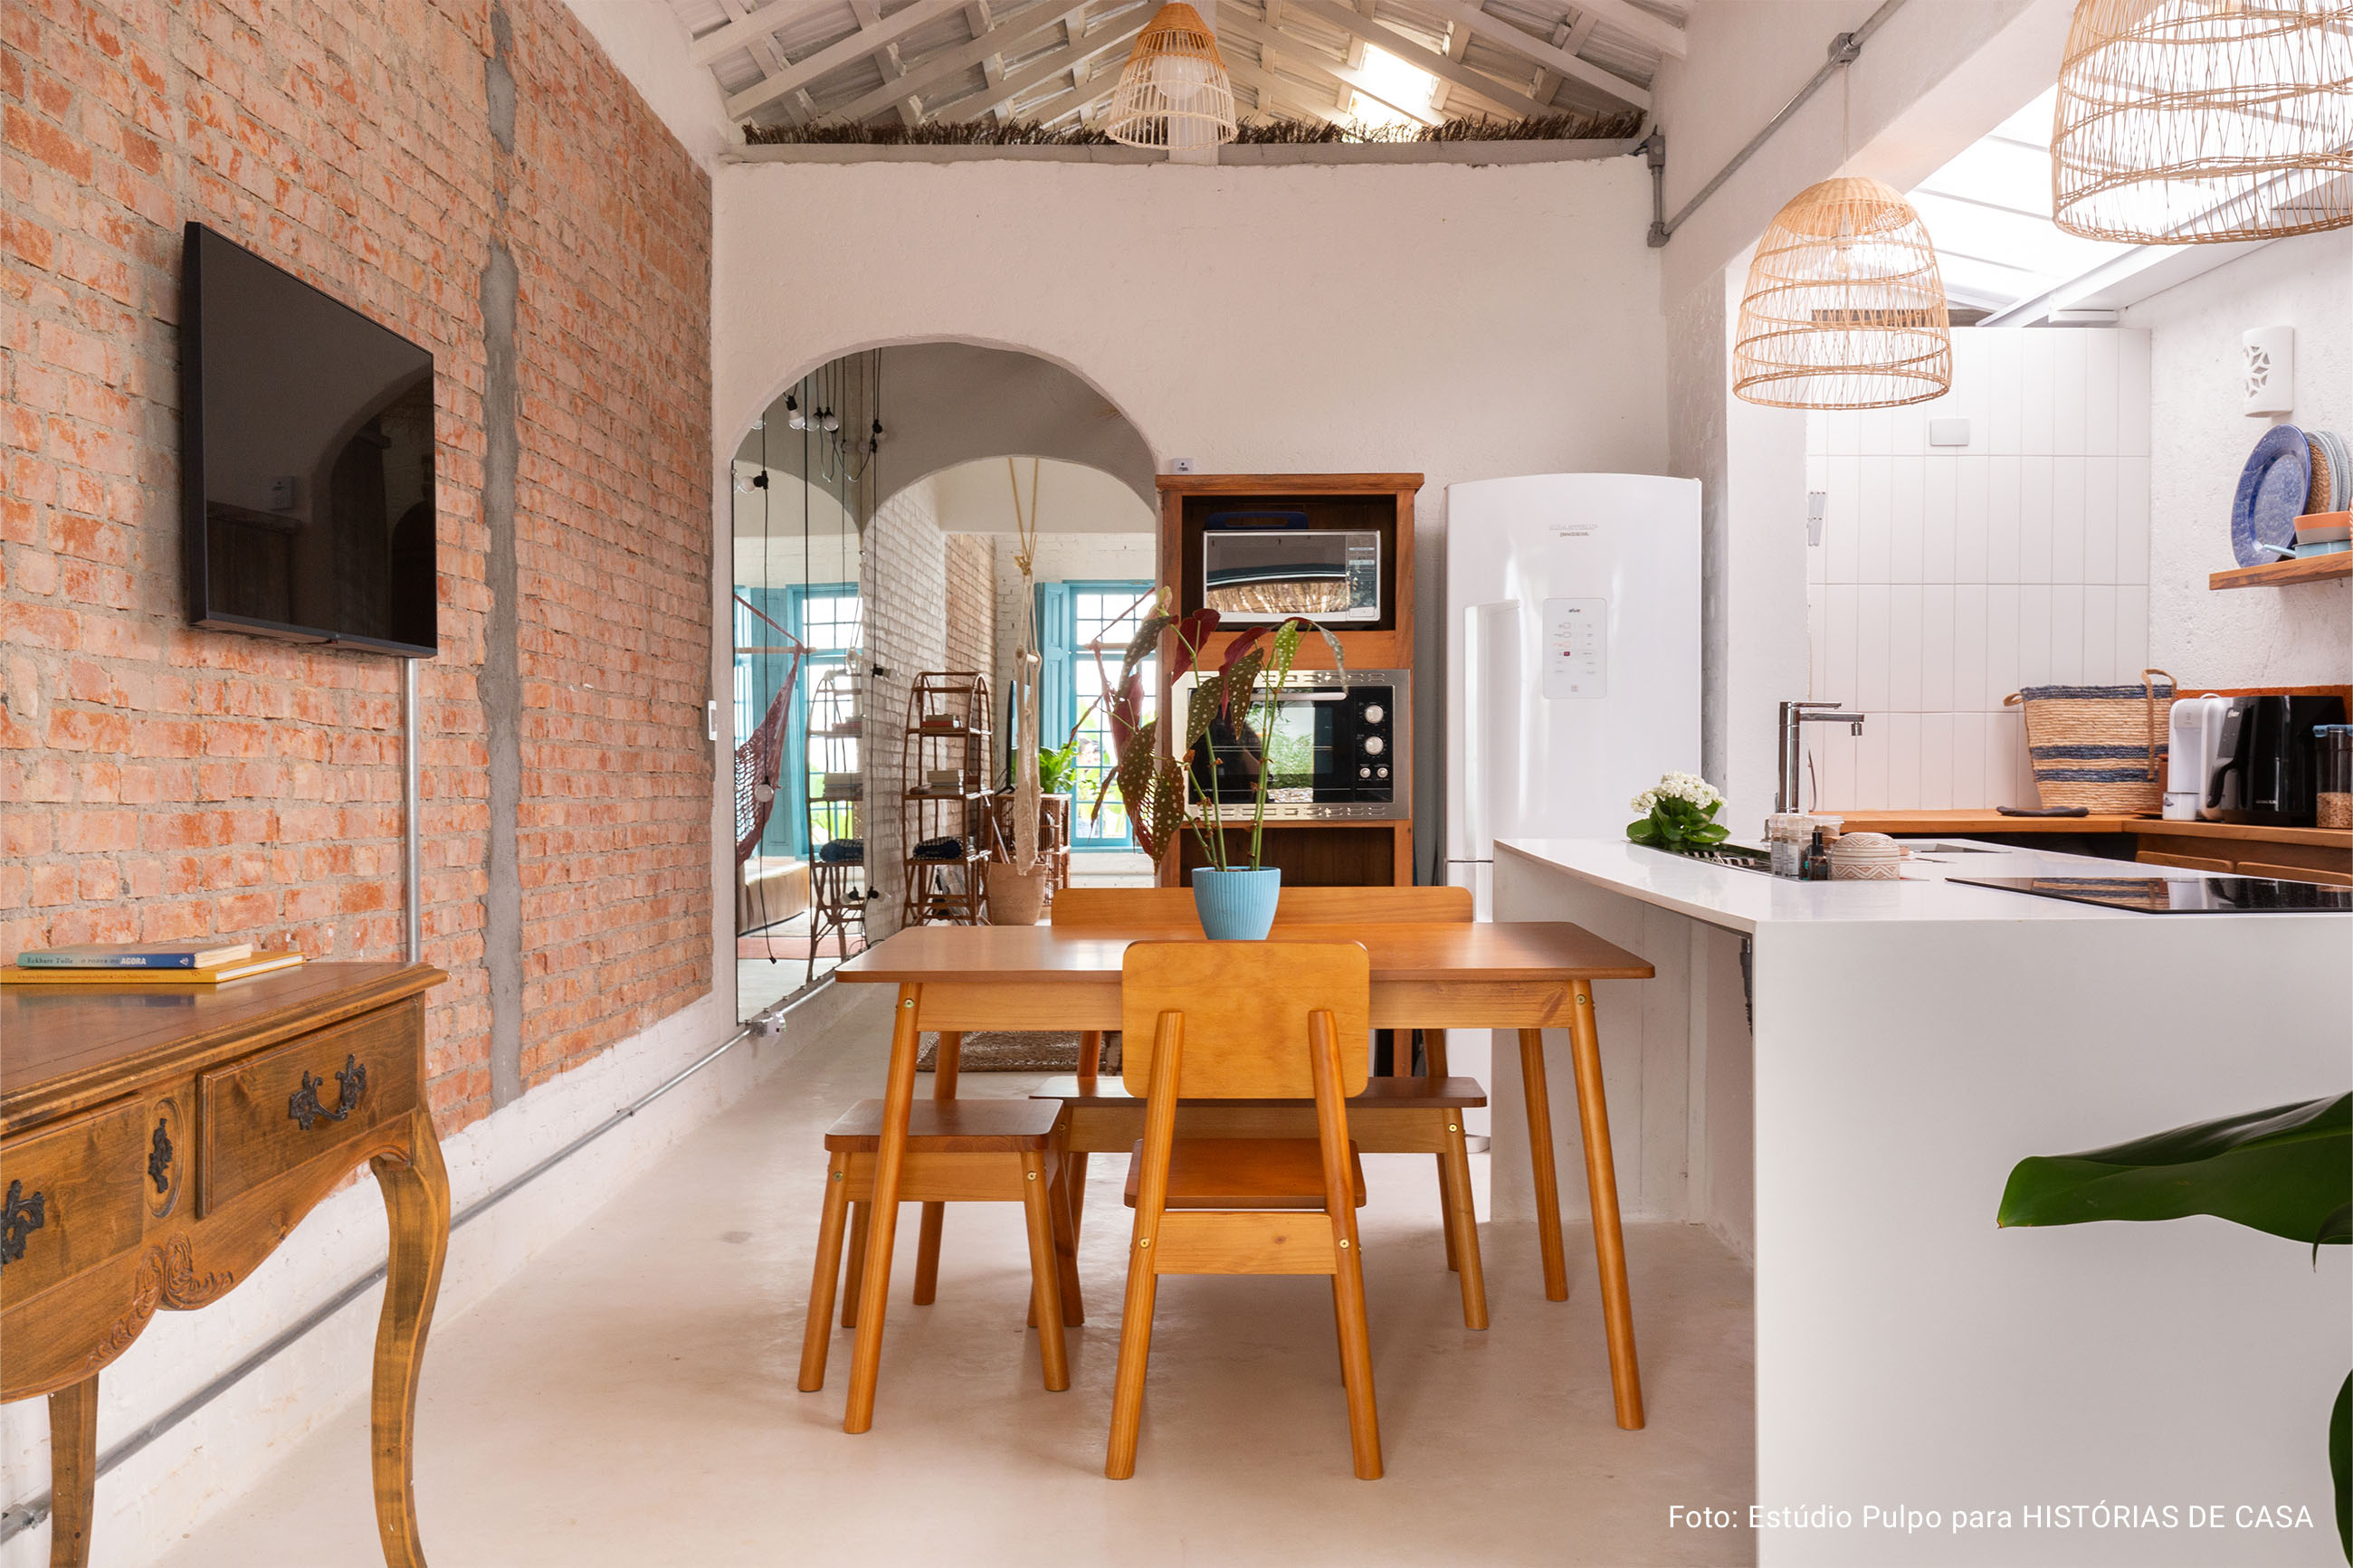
(1626, 818, 1661, 844)
(1996, 1093, 2351, 1244)
(2331, 1369, 2348, 1564)
(1687, 822, 1729, 845)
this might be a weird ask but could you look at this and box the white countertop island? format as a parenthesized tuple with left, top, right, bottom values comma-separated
(1491, 837, 2351, 1567)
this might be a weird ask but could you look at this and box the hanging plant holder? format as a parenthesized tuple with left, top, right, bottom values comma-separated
(1733, 176, 1954, 411)
(2053, 0, 2353, 244)
(1102, 3, 1237, 151)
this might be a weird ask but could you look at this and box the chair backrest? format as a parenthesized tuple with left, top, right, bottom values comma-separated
(1273, 885, 1472, 925)
(1120, 941, 1371, 1099)
(1052, 887, 1200, 928)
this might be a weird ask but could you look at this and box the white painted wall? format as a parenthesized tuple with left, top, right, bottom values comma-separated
(715, 157, 1671, 878)
(2128, 231, 2353, 688)
(861, 475, 952, 937)
(1803, 328, 2158, 812)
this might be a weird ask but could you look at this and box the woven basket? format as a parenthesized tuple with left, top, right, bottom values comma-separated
(2004, 669, 2177, 813)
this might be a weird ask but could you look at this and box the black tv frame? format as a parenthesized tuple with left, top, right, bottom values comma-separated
(180, 222, 439, 659)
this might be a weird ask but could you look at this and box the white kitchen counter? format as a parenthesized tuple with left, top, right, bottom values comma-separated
(1488, 838, 2351, 1568)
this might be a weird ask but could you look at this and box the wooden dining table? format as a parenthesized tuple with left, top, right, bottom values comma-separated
(830, 918, 1657, 1436)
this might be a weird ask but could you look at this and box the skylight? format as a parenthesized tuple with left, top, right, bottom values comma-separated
(1906, 89, 2139, 316)
(1348, 45, 1438, 129)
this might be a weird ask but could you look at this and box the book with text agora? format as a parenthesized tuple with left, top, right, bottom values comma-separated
(1, 951, 303, 985)
(14, 940, 256, 969)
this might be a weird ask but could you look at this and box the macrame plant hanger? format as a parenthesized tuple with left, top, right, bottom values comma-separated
(1007, 457, 1044, 877)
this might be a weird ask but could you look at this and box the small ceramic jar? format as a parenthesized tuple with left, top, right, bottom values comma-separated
(1826, 831, 1904, 881)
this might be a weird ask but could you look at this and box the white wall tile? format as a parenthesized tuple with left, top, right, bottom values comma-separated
(1992, 707, 2034, 807)
(1859, 404, 1894, 457)
(1987, 456, 2023, 584)
(1955, 456, 1989, 584)
(2117, 456, 2151, 584)
(1826, 455, 1862, 584)
(1855, 585, 1891, 709)
(1891, 394, 1929, 457)
(1884, 711, 1921, 806)
(2021, 332, 2056, 456)
(1888, 584, 1924, 710)
(2019, 584, 2054, 685)
(1807, 411, 1828, 457)
(1858, 459, 1892, 585)
(1986, 330, 2024, 454)
(2019, 457, 2053, 584)
(2048, 584, 2085, 684)
(2082, 585, 2118, 684)
(1889, 457, 1924, 584)
(2084, 456, 2119, 583)
(1919, 714, 1954, 809)
(2051, 457, 2086, 584)
(1808, 588, 1830, 696)
(1920, 585, 1956, 710)
(1855, 714, 1891, 803)
(2085, 330, 2120, 456)
(2116, 584, 2150, 679)
(1824, 584, 1859, 706)
(2052, 330, 2088, 454)
(1923, 460, 1958, 583)
(2119, 329, 2153, 456)
(1954, 584, 1990, 709)
(1952, 711, 1987, 808)
(1986, 586, 2022, 703)
(1824, 408, 1861, 456)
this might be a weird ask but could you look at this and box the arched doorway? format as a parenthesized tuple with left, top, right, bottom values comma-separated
(731, 343, 1157, 1019)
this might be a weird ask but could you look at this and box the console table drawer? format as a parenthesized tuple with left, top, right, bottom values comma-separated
(0, 1098, 151, 1302)
(197, 999, 420, 1214)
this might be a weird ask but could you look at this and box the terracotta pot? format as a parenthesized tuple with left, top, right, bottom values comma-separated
(986, 862, 1051, 926)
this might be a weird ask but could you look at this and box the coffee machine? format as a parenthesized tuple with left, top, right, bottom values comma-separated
(2207, 694, 2349, 825)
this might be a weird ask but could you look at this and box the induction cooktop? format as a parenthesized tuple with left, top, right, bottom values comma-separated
(1951, 876, 2353, 914)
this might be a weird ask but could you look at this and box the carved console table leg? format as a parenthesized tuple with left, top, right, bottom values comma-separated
(368, 1108, 449, 1568)
(46, 1375, 98, 1568)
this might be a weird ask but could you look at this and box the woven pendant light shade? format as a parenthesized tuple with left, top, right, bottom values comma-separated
(1102, 3, 1237, 150)
(2053, 0, 2353, 243)
(1733, 176, 1954, 411)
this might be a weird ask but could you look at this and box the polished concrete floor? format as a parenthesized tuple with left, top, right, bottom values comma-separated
(157, 984, 1758, 1567)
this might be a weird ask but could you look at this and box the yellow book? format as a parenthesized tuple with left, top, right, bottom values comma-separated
(0, 952, 306, 985)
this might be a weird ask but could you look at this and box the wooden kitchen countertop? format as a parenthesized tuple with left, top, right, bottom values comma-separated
(1829, 809, 2352, 850)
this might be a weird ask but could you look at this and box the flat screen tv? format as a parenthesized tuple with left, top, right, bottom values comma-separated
(182, 222, 437, 657)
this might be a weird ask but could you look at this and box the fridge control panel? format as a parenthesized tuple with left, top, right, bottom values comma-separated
(1542, 597, 1608, 699)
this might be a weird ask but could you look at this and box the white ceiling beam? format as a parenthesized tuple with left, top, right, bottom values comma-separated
(1224, 53, 1349, 125)
(1219, 11, 1443, 125)
(846, 0, 926, 127)
(929, 9, 1148, 121)
(1278, 0, 1560, 119)
(824, 2, 1088, 124)
(1529, 12, 1596, 105)
(1428, 14, 1472, 112)
(1408, 0, 1650, 111)
(1563, 0, 1686, 60)
(721, 0, 968, 119)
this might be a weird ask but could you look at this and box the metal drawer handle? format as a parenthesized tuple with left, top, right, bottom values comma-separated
(1, 1179, 46, 1267)
(289, 1054, 368, 1131)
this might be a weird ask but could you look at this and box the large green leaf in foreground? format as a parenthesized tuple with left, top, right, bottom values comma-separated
(1996, 1093, 2350, 1244)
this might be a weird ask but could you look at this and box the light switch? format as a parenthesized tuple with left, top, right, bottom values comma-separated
(1929, 420, 1970, 448)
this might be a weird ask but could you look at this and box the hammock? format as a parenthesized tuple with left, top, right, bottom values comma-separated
(734, 594, 807, 865)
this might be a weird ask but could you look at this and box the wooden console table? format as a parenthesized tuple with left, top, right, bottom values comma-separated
(0, 963, 449, 1568)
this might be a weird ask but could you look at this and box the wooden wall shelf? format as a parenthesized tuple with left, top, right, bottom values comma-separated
(2208, 554, 2351, 590)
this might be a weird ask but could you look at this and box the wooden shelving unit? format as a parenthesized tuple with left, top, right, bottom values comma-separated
(1152, 472, 1422, 889)
(803, 660, 871, 984)
(900, 671, 994, 926)
(2209, 554, 2351, 590)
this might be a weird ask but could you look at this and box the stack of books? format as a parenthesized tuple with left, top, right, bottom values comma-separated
(5, 940, 305, 985)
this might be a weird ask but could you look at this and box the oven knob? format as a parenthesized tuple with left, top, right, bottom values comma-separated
(1359, 766, 1372, 779)
(1362, 736, 1385, 755)
(1377, 766, 1388, 778)
(1362, 704, 1385, 725)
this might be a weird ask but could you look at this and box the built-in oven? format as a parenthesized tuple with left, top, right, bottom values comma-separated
(1200, 512, 1383, 625)
(1168, 669, 1406, 821)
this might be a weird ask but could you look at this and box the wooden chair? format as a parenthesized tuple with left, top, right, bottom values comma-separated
(1043, 883, 1490, 1329)
(799, 1098, 1072, 1402)
(1108, 941, 1382, 1480)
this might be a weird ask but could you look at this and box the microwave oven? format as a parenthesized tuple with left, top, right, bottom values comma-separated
(1168, 669, 1406, 821)
(1200, 516, 1382, 625)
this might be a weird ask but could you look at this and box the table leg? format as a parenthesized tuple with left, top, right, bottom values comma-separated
(1565, 984, 1644, 1430)
(913, 1031, 960, 1307)
(1518, 1028, 1570, 1302)
(46, 1374, 98, 1568)
(1427, 1029, 1458, 1270)
(369, 1107, 451, 1567)
(845, 984, 923, 1433)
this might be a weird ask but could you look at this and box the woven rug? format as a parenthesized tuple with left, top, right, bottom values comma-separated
(917, 1031, 1123, 1073)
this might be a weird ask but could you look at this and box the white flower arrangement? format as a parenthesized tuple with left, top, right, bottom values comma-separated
(1626, 770, 1729, 851)
(1629, 772, 1723, 815)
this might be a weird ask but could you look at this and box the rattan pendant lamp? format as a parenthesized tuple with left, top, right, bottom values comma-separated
(2053, 0, 2353, 242)
(1102, 3, 1237, 151)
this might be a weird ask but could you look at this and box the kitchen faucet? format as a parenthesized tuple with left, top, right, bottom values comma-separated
(1776, 701, 1867, 815)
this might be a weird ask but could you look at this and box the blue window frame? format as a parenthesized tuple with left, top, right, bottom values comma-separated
(1037, 579, 1153, 851)
(735, 583, 860, 860)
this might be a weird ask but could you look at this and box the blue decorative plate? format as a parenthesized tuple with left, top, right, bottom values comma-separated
(2232, 424, 2309, 565)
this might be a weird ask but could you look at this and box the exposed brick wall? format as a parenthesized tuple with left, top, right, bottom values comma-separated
(943, 531, 993, 698)
(2, 0, 712, 1130)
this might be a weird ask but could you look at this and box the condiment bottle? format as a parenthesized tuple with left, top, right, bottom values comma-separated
(1800, 828, 1829, 881)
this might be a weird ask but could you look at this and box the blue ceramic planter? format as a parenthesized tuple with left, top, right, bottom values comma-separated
(1191, 867, 1281, 940)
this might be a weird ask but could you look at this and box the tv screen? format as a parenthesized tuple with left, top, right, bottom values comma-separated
(182, 223, 437, 657)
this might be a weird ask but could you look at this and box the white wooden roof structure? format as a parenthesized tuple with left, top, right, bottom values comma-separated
(666, 0, 1683, 135)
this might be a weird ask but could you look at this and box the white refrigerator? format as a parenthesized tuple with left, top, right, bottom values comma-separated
(1443, 473, 1702, 915)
